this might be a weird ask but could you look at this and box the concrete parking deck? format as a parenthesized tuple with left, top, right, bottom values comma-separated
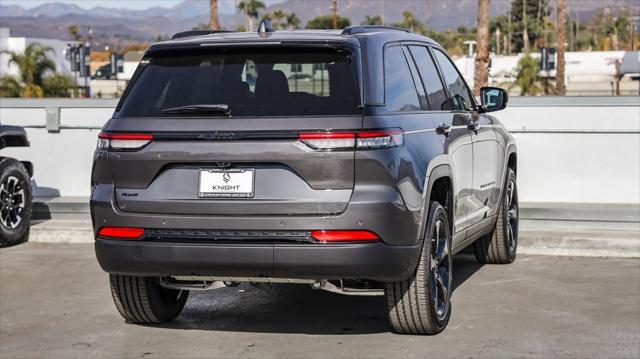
(1, 243, 639, 358)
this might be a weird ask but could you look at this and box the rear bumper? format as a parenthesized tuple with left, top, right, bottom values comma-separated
(95, 239, 420, 282)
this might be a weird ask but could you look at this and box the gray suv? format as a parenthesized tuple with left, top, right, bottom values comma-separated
(92, 24, 518, 335)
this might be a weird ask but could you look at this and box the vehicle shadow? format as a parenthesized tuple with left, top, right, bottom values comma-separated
(154, 251, 484, 335)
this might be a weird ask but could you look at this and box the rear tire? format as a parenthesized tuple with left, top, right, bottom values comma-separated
(109, 275, 189, 324)
(384, 201, 452, 335)
(0, 158, 31, 247)
(474, 168, 518, 264)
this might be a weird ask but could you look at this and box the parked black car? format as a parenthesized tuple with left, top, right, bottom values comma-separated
(0, 125, 32, 246)
(92, 24, 518, 334)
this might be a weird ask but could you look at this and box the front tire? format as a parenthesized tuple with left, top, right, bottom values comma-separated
(0, 158, 32, 247)
(109, 275, 189, 324)
(385, 201, 452, 335)
(474, 168, 518, 264)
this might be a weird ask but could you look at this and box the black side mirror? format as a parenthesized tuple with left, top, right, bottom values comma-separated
(480, 86, 508, 112)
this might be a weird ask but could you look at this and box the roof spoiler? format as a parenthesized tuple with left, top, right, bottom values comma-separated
(341, 25, 409, 35)
(171, 30, 234, 40)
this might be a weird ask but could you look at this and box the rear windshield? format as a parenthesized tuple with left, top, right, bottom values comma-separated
(115, 48, 361, 117)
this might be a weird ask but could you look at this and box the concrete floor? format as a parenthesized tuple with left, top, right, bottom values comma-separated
(1, 243, 639, 359)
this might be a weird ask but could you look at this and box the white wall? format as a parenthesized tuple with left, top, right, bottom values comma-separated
(0, 97, 639, 204)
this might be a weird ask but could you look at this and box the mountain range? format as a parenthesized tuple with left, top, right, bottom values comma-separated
(1, 0, 637, 51)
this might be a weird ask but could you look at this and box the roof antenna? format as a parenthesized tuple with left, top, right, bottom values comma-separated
(257, 20, 274, 36)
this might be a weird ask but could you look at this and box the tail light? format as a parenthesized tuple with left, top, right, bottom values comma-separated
(98, 132, 153, 150)
(98, 227, 144, 239)
(311, 230, 380, 243)
(299, 129, 403, 151)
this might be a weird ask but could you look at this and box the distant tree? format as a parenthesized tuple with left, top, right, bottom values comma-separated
(474, 0, 490, 95)
(285, 12, 301, 29)
(192, 23, 212, 31)
(237, 0, 265, 31)
(361, 15, 382, 26)
(306, 15, 351, 29)
(262, 8, 287, 30)
(0, 76, 22, 97)
(1, 43, 56, 89)
(511, 55, 541, 95)
(509, 0, 551, 53)
(394, 10, 425, 33)
(67, 25, 83, 41)
(43, 73, 76, 98)
(210, 0, 220, 30)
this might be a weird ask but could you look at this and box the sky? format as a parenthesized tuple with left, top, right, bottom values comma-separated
(0, 0, 284, 10)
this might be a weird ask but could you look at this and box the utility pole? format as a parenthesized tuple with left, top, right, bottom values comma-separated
(556, 0, 566, 95)
(381, 0, 385, 26)
(523, 0, 529, 53)
(210, 0, 220, 30)
(332, 0, 338, 29)
(496, 27, 501, 55)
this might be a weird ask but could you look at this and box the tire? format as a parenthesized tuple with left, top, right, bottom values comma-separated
(109, 275, 189, 324)
(0, 158, 32, 247)
(385, 201, 453, 335)
(474, 168, 518, 264)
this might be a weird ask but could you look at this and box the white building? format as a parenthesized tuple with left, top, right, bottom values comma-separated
(0, 27, 79, 82)
(454, 50, 640, 95)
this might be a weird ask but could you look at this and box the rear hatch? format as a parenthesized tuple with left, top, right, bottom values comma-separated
(104, 46, 362, 216)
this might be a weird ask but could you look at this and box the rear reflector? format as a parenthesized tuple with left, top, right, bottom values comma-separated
(98, 132, 153, 150)
(299, 129, 403, 151)
(311, 230, 380, 242)
(98, 227, 145, 239)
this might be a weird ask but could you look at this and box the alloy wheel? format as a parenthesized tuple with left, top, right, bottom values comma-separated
(0, 176, 26, 229)
(430, 218, 452, 322)
(506, 179, 519, 253)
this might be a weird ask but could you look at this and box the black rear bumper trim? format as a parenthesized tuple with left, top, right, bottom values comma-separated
(95, 239, 420, 282)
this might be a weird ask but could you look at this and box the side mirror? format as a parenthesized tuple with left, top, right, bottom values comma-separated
(480, 87, 508, 112)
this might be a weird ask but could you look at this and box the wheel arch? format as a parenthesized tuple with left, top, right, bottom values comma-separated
(420, 163, 455, 240)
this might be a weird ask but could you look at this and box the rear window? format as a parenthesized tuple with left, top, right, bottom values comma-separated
(116, 48, 361, 118)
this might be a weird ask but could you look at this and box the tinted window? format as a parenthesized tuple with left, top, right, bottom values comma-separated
(384, 46, 420, 112)
(433, 49, 475, 111)
(116, 48, 359, 117)
(408, 46, 450, 111)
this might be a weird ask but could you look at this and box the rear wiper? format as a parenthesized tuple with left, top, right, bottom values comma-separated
(162, 104, 231, 116)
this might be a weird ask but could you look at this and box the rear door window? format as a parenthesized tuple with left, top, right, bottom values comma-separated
(383, 46, 420, 113)
(408, 46, 450, 111)
(432, 49, 475, 112)
(116, 48, 360, 118)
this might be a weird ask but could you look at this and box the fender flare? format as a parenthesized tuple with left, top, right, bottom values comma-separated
(418, 162, 455, 242)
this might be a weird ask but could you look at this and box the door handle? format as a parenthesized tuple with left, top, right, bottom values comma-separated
(436, 123, 451, 135)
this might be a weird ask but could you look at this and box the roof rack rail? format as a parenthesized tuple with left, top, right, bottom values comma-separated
(341, 25, 410, 35)
(171, 30, 234, 40)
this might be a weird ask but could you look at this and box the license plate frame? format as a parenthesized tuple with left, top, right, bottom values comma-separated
(198, 168, 255, 198)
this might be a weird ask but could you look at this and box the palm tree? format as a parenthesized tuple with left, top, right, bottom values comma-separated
(210, 0, 220, 30)
(285, 12, 301, 29)
(474, 0, 490, 95)
(272, 9, 286, 30)
(361, 15, 383, 26)
(1, 43, 56, 89)
(0, 76, 22, 97)
(237, 0, 266, 32)
(67, 25, 83, 41)
(556, 0, 566, 95)
(511, 55, 542, 95)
